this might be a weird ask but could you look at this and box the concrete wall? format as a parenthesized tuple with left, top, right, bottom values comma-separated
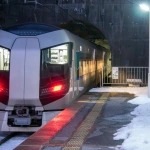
(59, 0, 149, 67)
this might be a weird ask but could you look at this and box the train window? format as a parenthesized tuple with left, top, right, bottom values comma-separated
(0, 46, 10, 71)
(42, 44, 68, 66)
(41, 43, 71, 81)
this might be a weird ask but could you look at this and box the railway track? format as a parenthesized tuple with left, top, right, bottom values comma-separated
(0, 132, 33, 150)
(0, 111, 61, 149)
(0, 132, 17, 145)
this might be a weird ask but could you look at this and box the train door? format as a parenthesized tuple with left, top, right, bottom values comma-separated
(8, 38, 42, 106)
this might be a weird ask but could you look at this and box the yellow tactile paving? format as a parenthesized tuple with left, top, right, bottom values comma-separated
(62, 93, 109, 149)
(62, 147, 80, 150)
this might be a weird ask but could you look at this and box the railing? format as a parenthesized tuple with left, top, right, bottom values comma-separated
(100, 66, 148, 87)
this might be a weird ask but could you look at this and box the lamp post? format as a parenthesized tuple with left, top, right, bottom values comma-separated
(140, 4, 150, 98)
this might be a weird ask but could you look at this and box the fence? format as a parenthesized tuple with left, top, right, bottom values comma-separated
(100, 66, 149, 87)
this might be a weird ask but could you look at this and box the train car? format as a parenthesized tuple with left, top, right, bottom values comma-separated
(0, 23, 111, 132)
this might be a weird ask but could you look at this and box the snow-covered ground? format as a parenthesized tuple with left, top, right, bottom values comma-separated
(90, 87, 150, 150)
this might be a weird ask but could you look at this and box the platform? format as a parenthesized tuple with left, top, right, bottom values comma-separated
(14, 91, 136, 150)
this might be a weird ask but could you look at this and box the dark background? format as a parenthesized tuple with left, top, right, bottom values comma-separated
(0, 0, 149, 67)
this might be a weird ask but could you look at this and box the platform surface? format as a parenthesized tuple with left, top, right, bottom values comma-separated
(14, 91, 136, 150)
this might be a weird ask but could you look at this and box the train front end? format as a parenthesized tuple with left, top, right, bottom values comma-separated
(0, 23, 72, 131)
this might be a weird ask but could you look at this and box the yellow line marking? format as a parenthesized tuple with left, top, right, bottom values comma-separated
(62, 147, 80, 150)
(62, 93, 109, 149)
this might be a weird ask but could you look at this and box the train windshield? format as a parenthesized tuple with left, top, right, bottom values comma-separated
(40, 44, 70, 98)
(42, 44, 68, 65)
(41, 43, 70, 80)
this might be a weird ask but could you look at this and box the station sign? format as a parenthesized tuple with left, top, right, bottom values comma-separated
(112, 67, 118, 79)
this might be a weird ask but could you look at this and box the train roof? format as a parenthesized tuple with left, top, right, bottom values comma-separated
(3, 23, 60, 36)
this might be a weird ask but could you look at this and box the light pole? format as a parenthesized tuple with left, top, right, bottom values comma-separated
(140, 4, 150, 98)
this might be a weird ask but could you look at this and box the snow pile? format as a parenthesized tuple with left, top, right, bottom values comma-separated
(90, 87, 150, 150)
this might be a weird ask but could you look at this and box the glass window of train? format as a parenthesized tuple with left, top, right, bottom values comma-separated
(41, 43, 73, 72)
(0, 46, 10, 71)
(50, 44, 68, 64)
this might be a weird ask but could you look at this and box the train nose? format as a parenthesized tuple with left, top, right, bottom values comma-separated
(8, 38, 42, 106)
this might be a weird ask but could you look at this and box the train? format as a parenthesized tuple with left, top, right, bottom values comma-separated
(0, 23, 111, 132)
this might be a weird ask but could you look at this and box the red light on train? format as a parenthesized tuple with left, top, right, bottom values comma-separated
(0, 85, 4, 92)
(52, 85, 62, 92)
(41, 84, 66, 95)
(50, 85, 63, 92)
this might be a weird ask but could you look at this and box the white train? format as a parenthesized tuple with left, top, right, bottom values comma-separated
(0, 23, 111, 132)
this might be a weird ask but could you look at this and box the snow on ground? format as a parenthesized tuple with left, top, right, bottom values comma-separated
(89, 87, 150, 150)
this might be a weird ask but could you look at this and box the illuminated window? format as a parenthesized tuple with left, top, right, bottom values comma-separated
(42, 44, 68, 66)
(51, 44, 68, 63)
(0, 46, 10, 71)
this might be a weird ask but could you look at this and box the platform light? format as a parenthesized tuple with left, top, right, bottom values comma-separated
(139, 4, 149, 11)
